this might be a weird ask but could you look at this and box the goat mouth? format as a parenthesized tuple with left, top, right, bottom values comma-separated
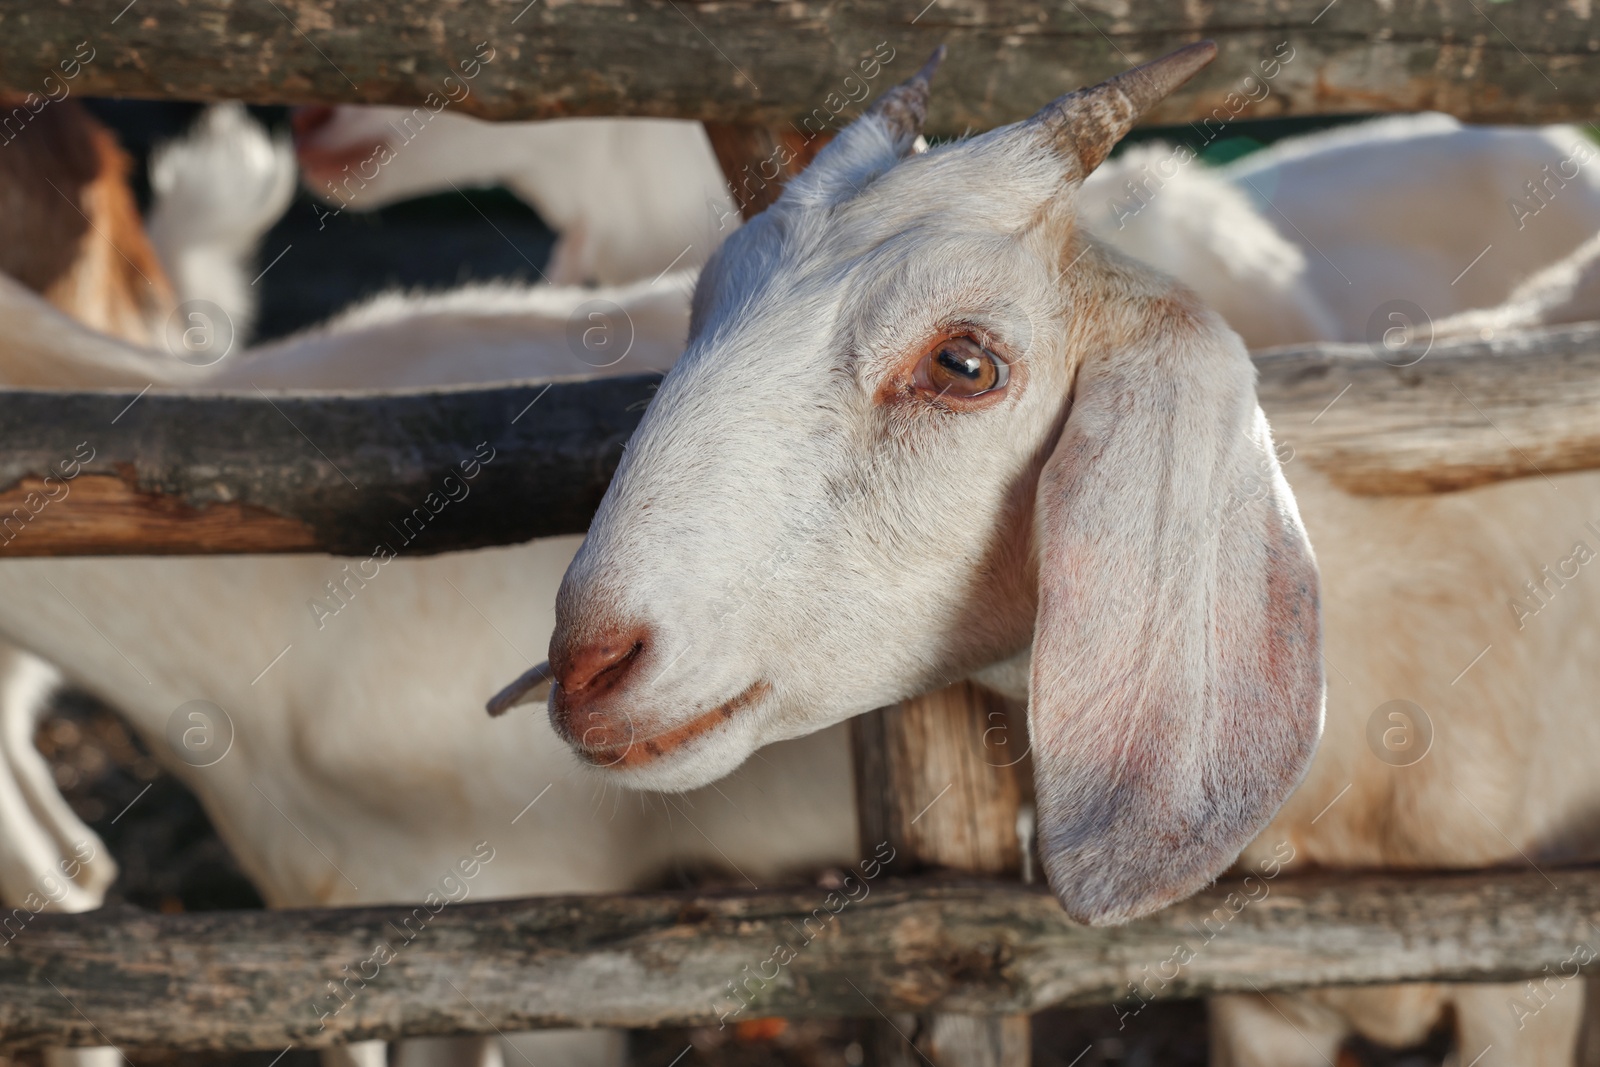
(576, 680, 771, 769)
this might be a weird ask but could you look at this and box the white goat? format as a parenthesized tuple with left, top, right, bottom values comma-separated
(0, 99, 297, 1067)
(0, 100, 296, 912)
(536, 46, 1600, 1067)
(147, 103, 297, 345)
(293, 101, 1335, 349)
(0, 108, 718, 1067)
(0, 272, 692, 390)
(292, 103, 1600, 353)
(0, 265, 849, 1067)
(1219, 113, 1600, 335)
(1082, 143, 1340, 347)
(292, 105, 738, 286)
(6, 62, 1599, 1067)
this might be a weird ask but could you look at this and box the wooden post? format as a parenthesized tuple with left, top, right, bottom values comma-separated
(852, 681, 1033, 1067)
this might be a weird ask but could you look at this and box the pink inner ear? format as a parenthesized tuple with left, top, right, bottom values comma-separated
(1028, 315, 1322, 927)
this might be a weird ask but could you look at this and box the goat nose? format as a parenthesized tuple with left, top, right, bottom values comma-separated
(548, 626, 650, 750)
(550, 626, 650, 706)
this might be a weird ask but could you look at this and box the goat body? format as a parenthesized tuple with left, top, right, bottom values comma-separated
(1222, 114, 1600, 336)
(293, 107, 738, 286)
(0, 97, 173, 345)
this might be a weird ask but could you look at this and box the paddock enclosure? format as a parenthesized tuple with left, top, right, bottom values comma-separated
(2, 2, 1600, 1066)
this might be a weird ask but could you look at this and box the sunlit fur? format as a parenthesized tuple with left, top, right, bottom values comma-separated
(1223, 113, 1600, 332)
(1435, 229, 1600, 339)
(0, 63, 1597, 1067)
(553, 55, 1600, 1067)
(147, 103, 297, 346)
(555, 47, 1324, 928)
(293, 106, 736, 286)
(0, 270, 690, 389)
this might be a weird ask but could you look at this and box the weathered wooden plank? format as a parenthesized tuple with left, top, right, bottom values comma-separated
(1, 1, 1597, 131)
(0, 376, 654, 557)
(1258, 323, 1600, 495)
(2, 867, 1598, 1053)
(0, 323, 1597, 558)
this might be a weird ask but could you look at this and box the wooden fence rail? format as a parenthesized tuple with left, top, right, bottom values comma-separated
(0, 375, 652, 556)
(1, 323, 1597, 556)
(2, 867, 1597, 1053)
(0, 0, 1596, 130)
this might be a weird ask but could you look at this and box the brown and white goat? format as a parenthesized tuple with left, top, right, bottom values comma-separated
(0, 96, 174, 345)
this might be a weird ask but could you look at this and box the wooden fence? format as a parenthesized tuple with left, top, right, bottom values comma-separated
(3, 867, 1599, 1053)
(3, 325, 1600, 556)
(3, 4, 1600, 1064)
(1, 0, 1598, 128)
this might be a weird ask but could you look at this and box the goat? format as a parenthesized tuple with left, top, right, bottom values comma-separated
(1220, 113, 1600, 335)
(4, 62, 1595, 1067)
(0, 95, 173, 346)
(291, 106, 737, 286)
(0, 263, 713, 1067)
(1085, 114, 1600, 346)
(0, 270, 690, 389)
(289, 104, 1600, 353)
(0, 98, 295, 1067)
(146, 103, 297, 345)
(1082, 142, 1338, 347)
(0, 108, 717, 1067)
(0, 99, 297, 912)
(290, 101, 1334, 348)
(0, 99, 170, 917)
(0, 266, 831, 1067)
(536, 46, 1600, 1066)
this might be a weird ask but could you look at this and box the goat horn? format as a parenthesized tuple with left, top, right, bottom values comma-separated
(864, 44, 947, 148)
(1036, 40, 1217, 174)
(486, 660, 554, 717)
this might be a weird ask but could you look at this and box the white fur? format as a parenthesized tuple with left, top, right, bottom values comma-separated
(1082, 144, 1340, 347)
(1223, 113, 1600, 337)
(296, 107, 738, 285)
(0, 264, 828, 1067)
(292, 108, 1600, 352)
(1435, 230, 1600, 339)
(147, 104, 297, 346)
(0, 271, 691, 389)
(0, 79, 1597, 1067)
(545, 70, 1600, 1067)
(296, 105, 1334, 349)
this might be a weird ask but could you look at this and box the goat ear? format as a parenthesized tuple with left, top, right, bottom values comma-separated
(779, 46, 945, 206)
(1031, 41, 1216, 177)
(1028, 296, 1323, 926)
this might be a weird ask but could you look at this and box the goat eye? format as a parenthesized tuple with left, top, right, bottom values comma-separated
(913, 336, 1009, 401)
